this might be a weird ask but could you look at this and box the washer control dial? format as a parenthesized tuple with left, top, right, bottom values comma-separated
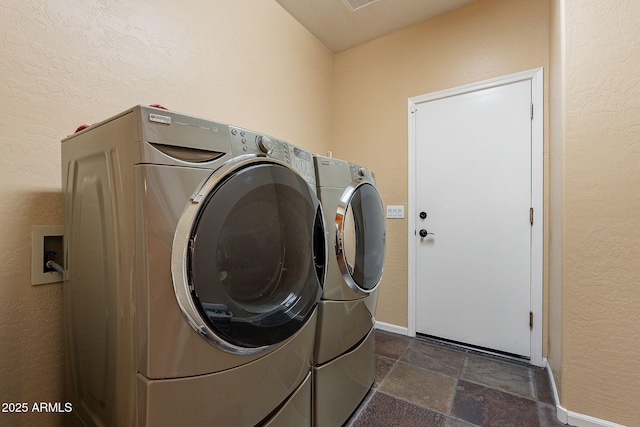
(256, 135, 273, 154)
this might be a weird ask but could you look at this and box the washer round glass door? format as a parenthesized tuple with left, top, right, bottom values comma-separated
(336, 181, 385, 294)
(172, 159, 326, 354)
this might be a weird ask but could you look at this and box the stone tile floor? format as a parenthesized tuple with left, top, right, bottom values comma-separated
(346, 330, 571, 427)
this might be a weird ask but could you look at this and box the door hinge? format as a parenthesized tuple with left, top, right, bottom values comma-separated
(530, 207, 534, 225)
(529, 311, 533, 330)
(530, 103, 534, 119)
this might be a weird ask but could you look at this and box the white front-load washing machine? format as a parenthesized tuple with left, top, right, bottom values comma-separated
(62, 105, 326, 427)
(311, 155, 386, 427)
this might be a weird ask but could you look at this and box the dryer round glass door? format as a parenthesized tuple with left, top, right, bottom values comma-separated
(336, 181, 386, 294)
(172, 159, 326, 354)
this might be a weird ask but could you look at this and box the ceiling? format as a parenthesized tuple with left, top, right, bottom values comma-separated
(276, 0, 477, 53)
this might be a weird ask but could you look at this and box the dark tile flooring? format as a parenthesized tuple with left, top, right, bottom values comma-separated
(346, 330, 570, 427)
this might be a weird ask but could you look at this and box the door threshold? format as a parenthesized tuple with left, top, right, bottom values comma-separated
(416, 333, 531, 366)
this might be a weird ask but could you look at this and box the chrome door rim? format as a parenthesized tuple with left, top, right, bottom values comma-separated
(171, 155, 324, 355)
(335, 180, 385, 295)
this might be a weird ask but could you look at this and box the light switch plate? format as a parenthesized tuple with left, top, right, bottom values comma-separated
(31, 225, 64, 285)
(386, 205, 405, 219)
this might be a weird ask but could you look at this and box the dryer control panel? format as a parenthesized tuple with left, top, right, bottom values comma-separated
(348, 162, 375, 184)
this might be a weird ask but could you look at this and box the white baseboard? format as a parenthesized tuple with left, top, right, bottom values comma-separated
(545, 359, 627, 427)
(374, 320, 409, 336)
(565, 412, 628, 427)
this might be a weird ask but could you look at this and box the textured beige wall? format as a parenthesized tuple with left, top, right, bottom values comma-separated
(548, 0, 565, 399)
(332, 0, 550, 328)
(0, 1, 332, 426)
(559, 1, 640, 424)
(4, 0, 640, 425)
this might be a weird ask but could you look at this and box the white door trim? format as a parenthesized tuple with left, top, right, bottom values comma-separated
(407, 68, 544, 367)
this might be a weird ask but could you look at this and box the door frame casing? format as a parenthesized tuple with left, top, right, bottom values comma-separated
(407, 68, 544, 367)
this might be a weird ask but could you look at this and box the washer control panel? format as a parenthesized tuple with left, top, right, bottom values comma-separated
(229, 126, 316, 185)
(289, 146, 316, 185)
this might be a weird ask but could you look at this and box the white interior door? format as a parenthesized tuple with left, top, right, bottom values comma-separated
(414, 79, 533, 358)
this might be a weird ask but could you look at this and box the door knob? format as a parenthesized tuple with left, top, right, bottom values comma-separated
(419, 212, 427, 219)
(419, 229, 434, 237)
